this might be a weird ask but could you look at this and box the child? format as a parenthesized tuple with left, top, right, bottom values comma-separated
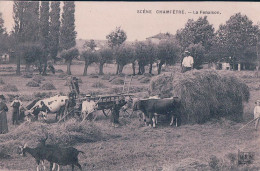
(254, 100, 260, 130)
(10, 95, 23, 125)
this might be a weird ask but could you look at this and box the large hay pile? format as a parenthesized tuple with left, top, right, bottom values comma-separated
(149, 70, 250, 124)
(0, 120, 105, 154)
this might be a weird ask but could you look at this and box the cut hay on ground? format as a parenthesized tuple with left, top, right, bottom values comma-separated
(0, 78, 5, 85)
(1, 84, 18, 92)
(111, 78, 124, 85)
(26, 81, 40, 87)
(33, 92, 54, 99)
(41, 83, 56, 90)
(149, 70, 250, 124)
(92, 81, 108, 88)
(0, 119, 105, 154)
(32, 75, 45, 83)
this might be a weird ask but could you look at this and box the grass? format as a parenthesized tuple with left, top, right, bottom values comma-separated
(0, 64, 259, 170)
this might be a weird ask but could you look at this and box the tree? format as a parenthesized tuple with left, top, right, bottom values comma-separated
(157, 39, 180, 74)
(59, 48, 79, 75)
(186, 43, 206, 69)
(83, 39, 97, 51)
(49, 1, 60, 62)
(98, 48, 113, 75)
(176, 16, 215, 67)
(106, 27, 127, 74)
(39, 1, 49, 75)
(12, 1, 40, 75)
(0, 12, 8, 55)
(81, 50, 97, 76)
(114, 44, 135, 74)
(60, 2, 76, 50)
(146, 41, 158, 74)
(18, 43, 44, 72)
(60, 2, 77, 74)
(214, 13, 259, 68)
(134, 41, 149, 75)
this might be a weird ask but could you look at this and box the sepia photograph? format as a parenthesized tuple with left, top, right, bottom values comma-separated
(0, 1, 260, 170)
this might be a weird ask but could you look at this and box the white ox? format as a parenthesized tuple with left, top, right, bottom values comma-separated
(81, 100, 98, 121)
(26, 95, 68, 121)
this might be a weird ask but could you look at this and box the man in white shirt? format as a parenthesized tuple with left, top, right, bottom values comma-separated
(254, 100, 260, 130)
(181, 51, 194, 73)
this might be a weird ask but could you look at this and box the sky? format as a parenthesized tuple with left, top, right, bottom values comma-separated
(1, 1, 260, 41)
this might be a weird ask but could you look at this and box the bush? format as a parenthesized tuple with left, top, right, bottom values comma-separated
(149, 70, 250, 124)
(41, 83, 56, 90)
(92, 81, 108, 88)
(2, 84, 18, 92)
(26, 81, 40, 87)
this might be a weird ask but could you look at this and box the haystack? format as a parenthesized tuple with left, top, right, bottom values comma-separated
(26, 81, 40, 87)
(149, 70, 249, 124)
(41, 83, 56, 90)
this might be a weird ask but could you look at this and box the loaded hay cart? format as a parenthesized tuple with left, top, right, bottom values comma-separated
(59, 76, 134, 122)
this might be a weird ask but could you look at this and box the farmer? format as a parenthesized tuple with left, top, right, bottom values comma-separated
(181, 51, 194, 73)
(10, 95, 23, 125)
(254, 100, 260, 130)
(67, 91, 77, 118)
(72, 77, 80, 95)
(111, 96, 127, 128)
(0, 95, 8, 134)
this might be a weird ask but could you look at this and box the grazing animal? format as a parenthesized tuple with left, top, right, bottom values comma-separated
(26, 95, 68, 121)
(19, 143, 47, 171)
(20, 141, 83, 171)
(133, 97, 181, 127)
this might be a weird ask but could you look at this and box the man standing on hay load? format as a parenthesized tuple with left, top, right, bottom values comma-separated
(254, 100, 260, 130)
(0, 95, 8, 134)
(111, 96, 127, 128)
(10, 95, 23, 125)
(181, 51, 194, 73)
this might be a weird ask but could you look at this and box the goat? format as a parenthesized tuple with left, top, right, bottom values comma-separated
(44, 146, 84, 171)
(19, 143, 46, 171)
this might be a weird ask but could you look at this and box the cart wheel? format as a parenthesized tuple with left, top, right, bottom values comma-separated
(102, 109, 111, 117)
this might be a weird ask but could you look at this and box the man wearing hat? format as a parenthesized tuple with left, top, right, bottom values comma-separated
(181, 51, 194, 73)
(10, 95, 23, 125)
(0, 95, 8, 134)
(254, 100, 260, 130)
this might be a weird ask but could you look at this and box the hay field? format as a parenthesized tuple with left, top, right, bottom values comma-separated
(0, 63, 260, 171)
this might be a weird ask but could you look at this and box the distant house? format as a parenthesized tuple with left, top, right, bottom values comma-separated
(146, 32, 174, 44)
(1, 53, 10, 63)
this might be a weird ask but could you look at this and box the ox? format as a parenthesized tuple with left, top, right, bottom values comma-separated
(133, 97, 181, 128)
(81, 99, 98, 121)
(26, 95, 68, 121)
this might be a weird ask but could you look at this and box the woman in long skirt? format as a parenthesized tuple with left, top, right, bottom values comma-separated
(0, 95, 8, 134)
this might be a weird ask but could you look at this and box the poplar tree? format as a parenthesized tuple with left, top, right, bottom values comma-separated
(60, 1, 77, 75)
(49, 1, 60, 62)
(39, 1, 49, 75)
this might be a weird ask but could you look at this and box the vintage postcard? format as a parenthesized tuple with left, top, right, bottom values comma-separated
(0, 1, 259, 170)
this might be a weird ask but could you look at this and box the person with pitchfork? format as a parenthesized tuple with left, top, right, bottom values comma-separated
(254, 100, 260, 130)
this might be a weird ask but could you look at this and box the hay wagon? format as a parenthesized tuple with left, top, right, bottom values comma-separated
(59, 94, 133, 122)
(60, 75, 134, 122)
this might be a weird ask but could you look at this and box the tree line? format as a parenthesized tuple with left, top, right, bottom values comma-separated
(0, 1, 259, 76)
